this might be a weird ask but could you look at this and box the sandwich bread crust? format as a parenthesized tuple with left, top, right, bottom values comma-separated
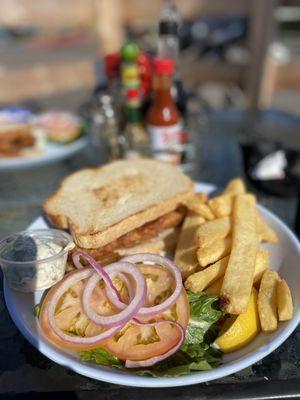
(44, 159, 194, 248)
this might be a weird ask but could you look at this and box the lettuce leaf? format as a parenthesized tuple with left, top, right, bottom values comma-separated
(79, 291, 223, 377)
(185, 291, 222, 345)
(34, 304, 41, 318)
(138, 291, 223, 377)
(79, 347, 124, 369)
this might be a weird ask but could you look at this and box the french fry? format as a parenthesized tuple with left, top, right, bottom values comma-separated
(185, 256, 229, 292)
(253, 250, 269, 283)
(194, 203, 215, 221)
(196, 192, 208, 203)
(174, 211, 205, 279)
(257, 212, 278, 243)
(220, 194, 259, 314)
(197, 217, 231, 248)
(223, 178, 246, 195)
(205, 278, 223, 296)
(258, 270, 279, 332)
(277, 279, 293, 321)
(185, 196, 215, 220)
(196, 211, 276, 245)
(208, 179, 248, 217)
(208, 178, 246, 217)
(197, 237, 231, 267)
(208, 194, 233, 218)
(187, 249, 268, 294)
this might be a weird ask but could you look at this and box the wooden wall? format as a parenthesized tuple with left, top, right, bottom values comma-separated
(0, 0, 299, 109)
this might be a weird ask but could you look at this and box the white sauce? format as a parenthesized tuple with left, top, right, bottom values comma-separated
(35, 239, 62, 261)
(4, 239, 67, 292)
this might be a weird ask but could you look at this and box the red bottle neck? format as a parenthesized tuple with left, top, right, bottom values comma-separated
(152, 74, 174, 106)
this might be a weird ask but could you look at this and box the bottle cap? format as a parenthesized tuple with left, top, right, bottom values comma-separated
(159, 20, 178, 35)
(104, 53, 120, 79)
(121, 43, 139, 62)
(126, 88, 140, 100)
(153, 58, 174, 75)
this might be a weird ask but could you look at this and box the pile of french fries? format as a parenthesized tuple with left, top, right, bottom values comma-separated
(175, 178, 293, 333)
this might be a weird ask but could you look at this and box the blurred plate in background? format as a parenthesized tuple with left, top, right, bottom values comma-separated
(0, 136, 87, 171)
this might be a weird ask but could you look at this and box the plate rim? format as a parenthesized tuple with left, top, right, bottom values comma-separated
(0, 136, 87, 170)
(3, 182, 300, 388)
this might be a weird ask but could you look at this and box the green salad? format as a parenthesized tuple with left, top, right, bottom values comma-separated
(79, 291, 223, 377)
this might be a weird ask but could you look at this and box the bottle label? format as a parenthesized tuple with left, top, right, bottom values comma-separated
(147, 123, 185, 165)
(147, 123, 183, 151)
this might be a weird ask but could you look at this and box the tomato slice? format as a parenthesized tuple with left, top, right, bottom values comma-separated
(39, 269, 114, 350)
(39, 264, 190, 360)
(101, 265, 189, 361)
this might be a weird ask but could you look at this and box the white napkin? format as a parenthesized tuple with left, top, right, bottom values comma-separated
(251, 150, 287, 181)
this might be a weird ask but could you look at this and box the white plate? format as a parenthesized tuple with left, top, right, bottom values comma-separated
(0, 137, 87, 170)
(3, 183, 300, 387)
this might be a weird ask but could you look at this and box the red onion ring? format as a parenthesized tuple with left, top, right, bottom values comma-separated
(47, 268, 121, 344)
(73, 252, 134, 304)
(113, 254, 183, 317)
(72, 254, 84, 269)
(73, 252, 122, 302)
(125, 320, 185, 368)
(105, 271, 135, 304)
(82, 261, 147, 327)
(47, 252, 186, 360)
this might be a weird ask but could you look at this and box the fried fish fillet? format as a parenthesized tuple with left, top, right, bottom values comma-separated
(70, 207, 185, 265)
(0, 124, 35, 157)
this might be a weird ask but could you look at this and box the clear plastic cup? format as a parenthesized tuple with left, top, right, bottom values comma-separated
(0, 229, 74, 292)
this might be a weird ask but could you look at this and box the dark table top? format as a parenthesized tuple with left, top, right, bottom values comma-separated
(0, 110, 299, 399)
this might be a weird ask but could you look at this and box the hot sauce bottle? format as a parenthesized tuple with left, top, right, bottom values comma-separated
(146, 58, 186, 165)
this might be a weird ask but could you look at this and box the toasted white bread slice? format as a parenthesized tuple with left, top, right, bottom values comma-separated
(44, 159, 193, 248)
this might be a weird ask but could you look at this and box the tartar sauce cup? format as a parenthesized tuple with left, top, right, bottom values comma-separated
(0, 229, 75, 292)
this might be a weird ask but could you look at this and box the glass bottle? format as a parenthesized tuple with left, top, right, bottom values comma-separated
(104, 52, 123, 128)
(120, 43, 140, 92)
(158, 0, 187, 117)
(158, 0, 180, 64)
(90, 92, 122, 162)
(146, 58, 185, 165)
(124, 88, 149, 159)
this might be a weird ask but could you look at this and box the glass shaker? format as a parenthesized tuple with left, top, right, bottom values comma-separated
(90, 91, 124, 163)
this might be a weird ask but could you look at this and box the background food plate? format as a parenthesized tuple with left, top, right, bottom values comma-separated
(0, 137, 87, 170)
(3, 183, 300, 388)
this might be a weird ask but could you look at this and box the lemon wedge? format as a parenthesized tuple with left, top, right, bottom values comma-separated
(214, 288, 260, 353)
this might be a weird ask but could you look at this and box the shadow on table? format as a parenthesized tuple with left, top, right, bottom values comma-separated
(1, 393, 79, 400)
(2, 377, 300, 400)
